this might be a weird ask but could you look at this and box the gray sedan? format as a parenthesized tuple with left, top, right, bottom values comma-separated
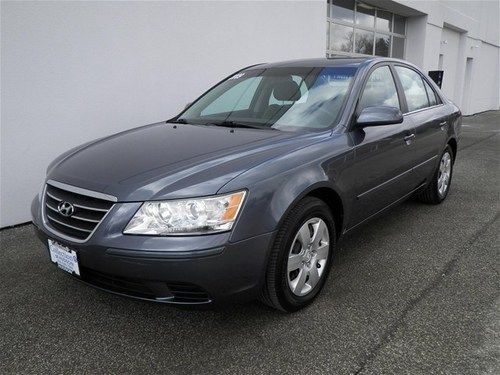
(32, 57, 461, 312)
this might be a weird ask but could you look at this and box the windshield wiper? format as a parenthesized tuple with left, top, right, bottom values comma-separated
(206, 120, 271, 130)
(166, 118, 188, 124)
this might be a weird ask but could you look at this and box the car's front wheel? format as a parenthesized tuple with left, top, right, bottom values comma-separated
(260, 197, 336, 312)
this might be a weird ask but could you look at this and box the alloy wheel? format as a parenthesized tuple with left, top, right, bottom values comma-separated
(287, 218, 330, 297)
(437, 151, 452, 197)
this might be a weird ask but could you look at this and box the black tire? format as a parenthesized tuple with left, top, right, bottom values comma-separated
(417, 144, 454, 204)
(260, 197, 336, 312)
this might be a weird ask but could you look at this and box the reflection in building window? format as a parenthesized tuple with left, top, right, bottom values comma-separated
(327, 0, 406, 58)
(330, 24, 354, 52)
(355, 29, 374, 54)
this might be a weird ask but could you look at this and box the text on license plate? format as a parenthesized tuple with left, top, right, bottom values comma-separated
(48, 239, 80, 276)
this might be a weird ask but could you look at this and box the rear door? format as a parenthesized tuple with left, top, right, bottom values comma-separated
(393, 65, 448, 183)
(347, 64, 417, 227)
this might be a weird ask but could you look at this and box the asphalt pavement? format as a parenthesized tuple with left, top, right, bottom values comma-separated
(1, 110, 498, 374)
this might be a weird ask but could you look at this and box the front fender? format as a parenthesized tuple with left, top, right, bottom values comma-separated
(219, 136, 352, 243)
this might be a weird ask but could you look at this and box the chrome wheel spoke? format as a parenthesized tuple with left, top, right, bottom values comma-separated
(316, 243, 329, 260)
(288, 253, 303, 272)
(297, 224, 311, 247)
(311, 220, 328, 248)
(292, 268, 307, 294)
(308, 267, 320, 288)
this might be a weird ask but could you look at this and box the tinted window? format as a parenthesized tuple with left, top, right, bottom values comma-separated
(359, 66, 399, 110)
(395, 66, 429, 112)
(423, 79, 438, 106)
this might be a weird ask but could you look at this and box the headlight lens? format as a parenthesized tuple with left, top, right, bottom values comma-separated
(123, 191, 246, 235)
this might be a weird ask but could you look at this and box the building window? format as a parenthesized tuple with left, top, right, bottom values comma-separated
(327, 0, 406, 58)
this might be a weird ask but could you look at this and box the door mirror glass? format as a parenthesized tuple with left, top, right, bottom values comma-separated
(356, 106, 403, 127)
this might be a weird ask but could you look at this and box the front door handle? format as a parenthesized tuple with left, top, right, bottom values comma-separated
(439, 121, 448, 130)
(404, 133, 415, 145)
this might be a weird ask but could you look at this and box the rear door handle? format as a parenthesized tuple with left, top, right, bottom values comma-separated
(404, 133, 415, 145)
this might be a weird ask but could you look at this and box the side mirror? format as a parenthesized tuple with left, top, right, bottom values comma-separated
(356, 106, 403, 127)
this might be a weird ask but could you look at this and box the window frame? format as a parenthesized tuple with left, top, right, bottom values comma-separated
(357, 64, 402, 112)
(346, 61, 446, 132)
(394, 65, 430, 112)
(326, 0, 406, 58)
(392, 63, 444, 115)
(175, 65, 360, 132)
(351, 62, 404, 124)
(422, 76, 440, 107)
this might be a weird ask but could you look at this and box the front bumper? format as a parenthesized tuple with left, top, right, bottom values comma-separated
(31, 195, 274, 305)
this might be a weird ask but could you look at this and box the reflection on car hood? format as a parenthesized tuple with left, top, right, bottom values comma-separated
(47, 122, 324, 201)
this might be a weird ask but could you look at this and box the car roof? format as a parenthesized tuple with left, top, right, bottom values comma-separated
(247, 56, 406, 70)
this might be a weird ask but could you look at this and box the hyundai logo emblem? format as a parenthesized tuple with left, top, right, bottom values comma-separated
(57, 201, 75, 217)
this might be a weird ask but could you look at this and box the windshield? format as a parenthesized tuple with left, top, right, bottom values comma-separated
(178, 66, 357, 131)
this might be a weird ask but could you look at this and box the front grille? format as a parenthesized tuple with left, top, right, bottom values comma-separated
(43, 183, 114, 241)
(80, 267, 211, 304)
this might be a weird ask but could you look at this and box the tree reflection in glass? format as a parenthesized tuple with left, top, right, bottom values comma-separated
(375, 34, 390, 57)
(355, 30, 374, 55)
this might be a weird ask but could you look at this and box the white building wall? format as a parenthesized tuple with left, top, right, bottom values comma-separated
(439, 26, 462, 103)
(467, 42, 499, 113)
(0, 1, 326, 227)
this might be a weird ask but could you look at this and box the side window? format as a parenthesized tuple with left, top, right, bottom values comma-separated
(395, 66, 429, 112)
(359, 66, 400, 111)
(201, 77, 262, 116)
(423, 79, 438, 106)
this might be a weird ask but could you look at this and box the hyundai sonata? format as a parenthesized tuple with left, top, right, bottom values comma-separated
(32, 57, 461, 311)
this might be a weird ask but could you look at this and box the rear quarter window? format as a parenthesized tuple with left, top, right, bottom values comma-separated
(423, 79, 438, 106)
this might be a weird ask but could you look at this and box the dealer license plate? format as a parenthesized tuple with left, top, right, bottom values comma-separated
(48, 239, 80, 276)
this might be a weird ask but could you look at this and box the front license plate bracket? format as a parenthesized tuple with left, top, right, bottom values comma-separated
(48, 239, 80, 276)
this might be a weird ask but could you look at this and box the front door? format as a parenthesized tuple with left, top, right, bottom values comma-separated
(347, 65, 417, 227)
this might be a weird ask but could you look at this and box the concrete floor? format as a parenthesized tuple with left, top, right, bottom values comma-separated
(1, 111, 498, 374)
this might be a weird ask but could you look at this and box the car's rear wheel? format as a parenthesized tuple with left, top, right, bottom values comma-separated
(417, 144, 454, 204)
(260, 197, 335, 312)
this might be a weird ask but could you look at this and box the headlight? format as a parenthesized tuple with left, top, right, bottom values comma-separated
(123, 191, 246, 235)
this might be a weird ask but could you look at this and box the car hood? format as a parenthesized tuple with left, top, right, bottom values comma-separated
(47, 122, 324, 201)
